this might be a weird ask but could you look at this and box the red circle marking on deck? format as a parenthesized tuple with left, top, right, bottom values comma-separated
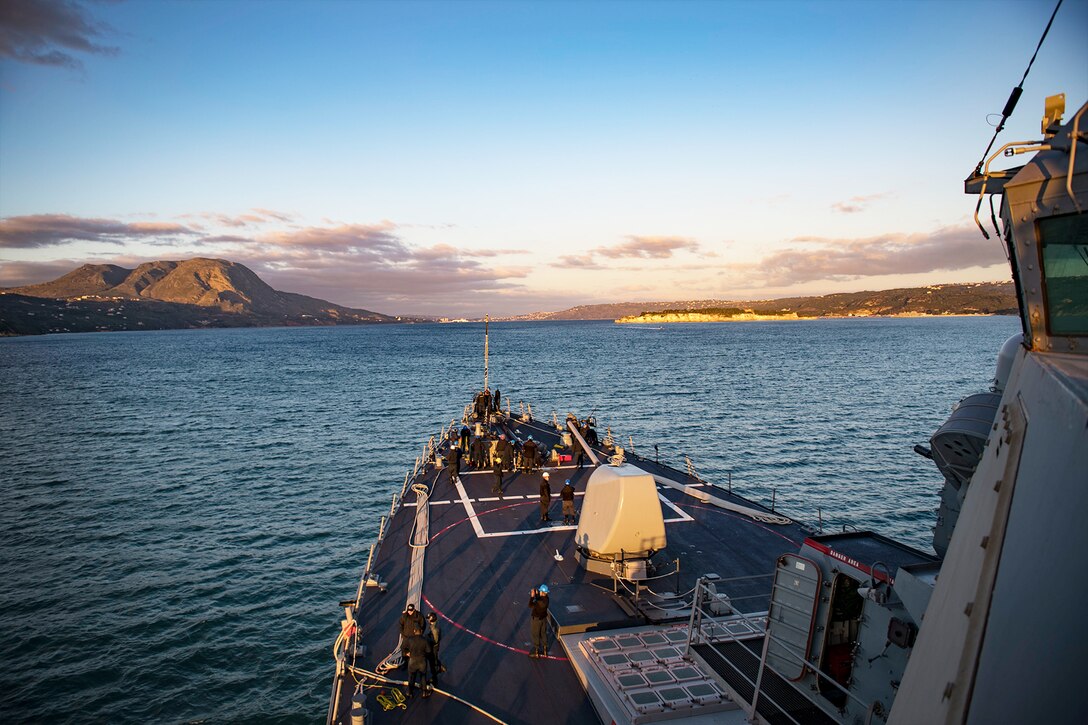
(425, 500, 569, 661)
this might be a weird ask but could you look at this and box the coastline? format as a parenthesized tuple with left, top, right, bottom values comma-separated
(615, 312, 1008, 324)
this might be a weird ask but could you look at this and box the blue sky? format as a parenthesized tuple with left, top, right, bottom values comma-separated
(1, 0, 1085, 316)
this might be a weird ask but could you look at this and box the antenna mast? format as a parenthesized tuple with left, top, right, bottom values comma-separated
(483, 315, 489, 392)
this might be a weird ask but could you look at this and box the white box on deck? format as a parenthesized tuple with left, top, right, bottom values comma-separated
(576, 463, 666, 558)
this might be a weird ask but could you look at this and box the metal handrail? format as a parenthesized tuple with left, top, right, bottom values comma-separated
(685, 576, 874, 723)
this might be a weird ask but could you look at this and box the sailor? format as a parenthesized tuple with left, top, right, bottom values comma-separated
(493, 389, 501, 412)
(491, 454, 504, 498)
(570, 432, 585, 468)
(539, 472, 552, 523)
(404, 626, 433, 697)
(522, 435, 538, 473)
(470, 434, 485, 469)
(396, 600, 419, 657)
(584, 418, 599, 447)
(498, 433, 514, 472)
(459, 424, 471, 453)
(561, 479, 576, 525)
(446, 443, 462, 485)
(481, 388, 492, 417)
(425, 612, 444, 683)
(528, 584, 550, 658)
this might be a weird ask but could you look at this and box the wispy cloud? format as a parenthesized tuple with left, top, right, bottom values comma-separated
(549, 235, 701, 269)
(831, 192, 891, 214)
(552, 254, 602, 270)
(250, 208, 295, 223)
(0, 0, 119, 70)
(460, 248, 529, 258)
(0, 258, 85, 287)
(737, 226, 1006, 287)
(186, 208, 297, 228)
(594, 235, 699, 259)
(0, 214, 196, 248)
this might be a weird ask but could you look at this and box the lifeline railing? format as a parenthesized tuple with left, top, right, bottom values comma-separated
(684, 576, 879, 725)
(328, 434, 443, 725)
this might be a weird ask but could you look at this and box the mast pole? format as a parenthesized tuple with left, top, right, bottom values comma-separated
(483, 315, 489, 392)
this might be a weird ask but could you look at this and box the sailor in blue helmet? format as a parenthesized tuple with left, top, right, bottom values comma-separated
(528, 584, 550, 658)
(521, 435, 539, 473)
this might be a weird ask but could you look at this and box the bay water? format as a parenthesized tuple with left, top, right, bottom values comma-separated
(0, 317, 1018, 722)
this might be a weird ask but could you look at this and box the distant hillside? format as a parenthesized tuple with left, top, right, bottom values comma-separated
(503, 282, 1017, 321)
(1, 258, 399, 335)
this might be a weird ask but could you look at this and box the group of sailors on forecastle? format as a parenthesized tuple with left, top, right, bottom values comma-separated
(446, 389, 596, 522)
(453, 390, 597, 473)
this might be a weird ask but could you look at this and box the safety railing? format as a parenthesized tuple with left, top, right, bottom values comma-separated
(329, 430, 445, 725)
(684, 575, 876, 725)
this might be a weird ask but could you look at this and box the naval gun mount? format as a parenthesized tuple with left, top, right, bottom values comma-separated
(574, 461, 667, 581)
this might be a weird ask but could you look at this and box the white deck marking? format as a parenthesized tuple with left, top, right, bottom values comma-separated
(659, 492, 694, 522)
(453, 477, 487, 538)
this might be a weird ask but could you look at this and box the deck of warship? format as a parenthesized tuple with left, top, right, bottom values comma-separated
(329, 407, 934, 724)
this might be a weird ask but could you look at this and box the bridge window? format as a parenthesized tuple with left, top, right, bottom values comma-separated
(1039, 213, 1088, 336)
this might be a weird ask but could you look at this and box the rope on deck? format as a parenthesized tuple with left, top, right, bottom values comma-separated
(376, 480, 433, 673)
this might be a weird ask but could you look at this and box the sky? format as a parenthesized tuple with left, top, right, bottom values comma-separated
(1, 0, 1086, 317)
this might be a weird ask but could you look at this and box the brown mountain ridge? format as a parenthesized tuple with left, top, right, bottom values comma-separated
(1, 258, 397, 335)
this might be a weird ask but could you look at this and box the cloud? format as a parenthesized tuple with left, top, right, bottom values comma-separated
(0, 214, 196, 248)
(250, 207, 295, 223)
(188, 209, 296, 228)
(260, 222, 406, 256)
(459, 248, 529, 258)
(552, 254, 602, 270)
(831, 192, 891, 214)
(740, 225, 1007, 287)
(0, 0, 119, 70)
(594, 235, 700, 259)
(0, 258, 86, 287)
(202, 234, 255, 244)
(548, 235, 701, 269)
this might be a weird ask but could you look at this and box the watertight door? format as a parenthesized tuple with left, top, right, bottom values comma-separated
(764, 554, 822, 681)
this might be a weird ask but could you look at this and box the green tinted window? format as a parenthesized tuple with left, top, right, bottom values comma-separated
(1039, 214, 1088, 335)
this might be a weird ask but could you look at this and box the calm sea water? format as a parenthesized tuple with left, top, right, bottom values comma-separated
(0, 317, 1018, 722)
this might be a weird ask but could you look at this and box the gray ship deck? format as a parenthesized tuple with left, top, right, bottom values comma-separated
(332, 412, 817, 724)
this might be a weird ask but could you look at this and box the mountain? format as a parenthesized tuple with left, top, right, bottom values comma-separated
(501, 282, 1018, 321)
(1, 258, 400, 335)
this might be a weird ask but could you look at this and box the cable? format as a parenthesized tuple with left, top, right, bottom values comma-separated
(973, 0, 1063, 174)
(347, 664, 510, 724)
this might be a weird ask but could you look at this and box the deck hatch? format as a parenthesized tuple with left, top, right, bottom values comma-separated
(671, 665, 701, 681)
(640, 633, 668, 646)
(601, 652, 630, 669)
(685, 682, 722, 704)
(587, 638, 619, 653)
(643, 669, 674, 685)
(658, 686, 691, 707)
(627, 690, 665, 714)
(652, 646, 683, 662)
